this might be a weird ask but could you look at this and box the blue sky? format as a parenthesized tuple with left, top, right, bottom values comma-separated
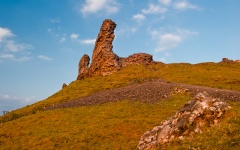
(0, 0, 240, 113)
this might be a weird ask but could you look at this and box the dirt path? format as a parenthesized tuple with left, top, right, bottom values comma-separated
(45, 79, 240, 110)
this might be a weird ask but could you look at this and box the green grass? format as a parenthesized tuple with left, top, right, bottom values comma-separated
(0, 94, 191, 150)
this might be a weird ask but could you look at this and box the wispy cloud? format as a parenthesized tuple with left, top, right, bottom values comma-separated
(5, 40, 32, 52)
(70, 33, 79, 40)
(50, 18, 60, 23)
(0, 53, 30, 61)
(156, 33, 182, 52)
(116, 26, 138, 36)
(80, 39, 96, 45)
(0, 93, 36, 112)
(133, 2, 168, 23)
(81, 0, 120, 16)
(159, 0, 172, 6)
(0, 27, 33, 62)
(133, 14, 145, 22)
(0, 54, 14, 59)
(150, 27, 198, 52)
(173, 0, 200, 10)
(59, 37, 66, 43)
(38, 55, 52, 61)
(142, 3, 167, 14)
(0, 27, 14, 42)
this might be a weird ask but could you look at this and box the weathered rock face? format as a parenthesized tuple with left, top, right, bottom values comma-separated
(137, 92, 231, 150)
(77, 54, 90, 80)
(76, 19, 154, 80)
(120, 53, 153, 67)
(89, 19, 121, 76)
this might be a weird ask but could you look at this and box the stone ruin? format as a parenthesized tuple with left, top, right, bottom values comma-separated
(77, 19, 153, 80)
(137, 92, 231, 150)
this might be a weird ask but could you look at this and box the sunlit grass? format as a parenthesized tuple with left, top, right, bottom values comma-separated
(1, 61, 240, 149)
(1, 62, 240, 123)
(0, 94, 191, 150)
(158, 102, 240, 150)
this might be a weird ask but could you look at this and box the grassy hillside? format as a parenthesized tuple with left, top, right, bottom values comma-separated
(1, 62, 240, 123)
(0, 62, 240, 149)
(0, 94, 192, 149)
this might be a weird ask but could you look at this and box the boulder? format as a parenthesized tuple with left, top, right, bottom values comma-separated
(137, 92, 231, 150)
(120, 53, 153, 67)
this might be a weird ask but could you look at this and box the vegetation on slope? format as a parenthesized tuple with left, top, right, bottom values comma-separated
(1, 62, 240, 123)
(0, 62, 240, 149)
(0, 94, 191, 150)
(159, 102, 240, 150)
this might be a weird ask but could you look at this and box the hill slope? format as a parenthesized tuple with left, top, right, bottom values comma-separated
(0, 62, 240, 149)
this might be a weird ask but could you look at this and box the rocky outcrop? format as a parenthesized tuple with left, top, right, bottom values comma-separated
(120, 53, 153, 67)
(62, 83, 67, 89)
(77, 19, 154, 80)
(89, 19, 121, 76)
(137, 92, 231, 150)
(77, 54, 90, 80)
(221, 58, 240, 63)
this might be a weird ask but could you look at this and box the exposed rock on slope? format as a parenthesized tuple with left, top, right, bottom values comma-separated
(221, 58, 240, 63)
(77, 19, 154, 80)
(137, 92, 231, 150)
(89, 19, 121, 76)
(45, 79, 240, 110)
(77, 54, 90, 80)
(120, 53, 153, 67)
(62, 83, 67, 89)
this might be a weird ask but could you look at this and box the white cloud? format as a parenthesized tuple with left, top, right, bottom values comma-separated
(0, 93, 36, 112)
(0, 27, 33, 62)
(116, 26, 138, 35)
(0, 54, 14, 59)
(174, 0, 200, 10)
(14, 56, 30, 61)
(5, 40, 32, 52)
(59, 37, 66, 43)
(0, 53, 30, 61)
(133, 14, 145, 21)
(158, 33, 182, 51)
(70, 33, 79, 39)
(38, 55, 52, 61)
(80, 39, 96, 45)
(142, 3, 167, 14)
(0, 28, 14, 42)
(159, 0, 172, 6)
(81, 0, 120, 15)
(150, 27, 198, 52)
